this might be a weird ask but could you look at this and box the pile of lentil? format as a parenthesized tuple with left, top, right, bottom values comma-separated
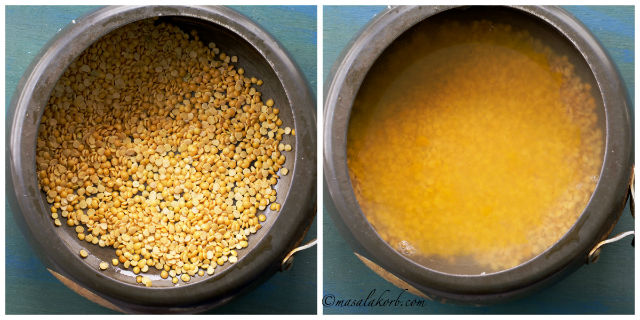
(36, 19, 294, 286)
(347, 20, 603, 273)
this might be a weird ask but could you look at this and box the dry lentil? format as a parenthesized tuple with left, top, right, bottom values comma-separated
(99, 261, 109, 270)
(79, 249, 88, 258)
(347, 20, 603, 273)
(142, 276, 152, 287)
(35, 19, 291, 286)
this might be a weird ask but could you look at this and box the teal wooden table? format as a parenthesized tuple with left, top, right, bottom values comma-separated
(323, 6, 634, 315)
(5, 5, 317, 314)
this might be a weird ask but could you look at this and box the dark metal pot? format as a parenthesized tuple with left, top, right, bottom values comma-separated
(324, 5, 633, 304)
(7, 5, 316, 313)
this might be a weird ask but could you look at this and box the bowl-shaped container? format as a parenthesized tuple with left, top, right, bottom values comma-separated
(7, 5, 316, 313)
(324, 5, 632, 304)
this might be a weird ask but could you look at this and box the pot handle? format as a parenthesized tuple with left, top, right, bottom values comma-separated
(587, 166, 634, 264)
(48, 268, 123, 312)
(281, 238, 317, 271)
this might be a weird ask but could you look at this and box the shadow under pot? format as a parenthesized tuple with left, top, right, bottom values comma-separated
(324, 5, 633, 305)
(7, 5, 316, 313)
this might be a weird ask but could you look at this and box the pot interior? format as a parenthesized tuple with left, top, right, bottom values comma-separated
(346, 6, 606, 276)
(33, 15, 297, 288)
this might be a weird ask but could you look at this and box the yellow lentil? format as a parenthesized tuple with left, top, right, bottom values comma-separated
(142, 276, 152, 287)
(347, 20, 603, 273)
(266, 99, 275, 107)
(35, 19, 291, 286)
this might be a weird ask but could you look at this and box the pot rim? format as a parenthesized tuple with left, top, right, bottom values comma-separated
(324, 5, 632, 299)
(8, 5, 316, 310)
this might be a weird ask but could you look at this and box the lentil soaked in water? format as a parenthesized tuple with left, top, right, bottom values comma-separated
(347, 20, 603, 274)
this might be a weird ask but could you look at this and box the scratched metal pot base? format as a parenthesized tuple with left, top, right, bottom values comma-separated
(8, 6, 315, 313)
(347, 16, 603, 275)
(324, 6, 632, 304)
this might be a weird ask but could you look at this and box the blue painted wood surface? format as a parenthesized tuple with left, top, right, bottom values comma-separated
(5, 5, 317, 314)
(323, 5, 634, 314)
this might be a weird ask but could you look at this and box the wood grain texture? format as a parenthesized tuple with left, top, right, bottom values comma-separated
(5, 5, 316, 314)
(323, 5, 634, 315)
